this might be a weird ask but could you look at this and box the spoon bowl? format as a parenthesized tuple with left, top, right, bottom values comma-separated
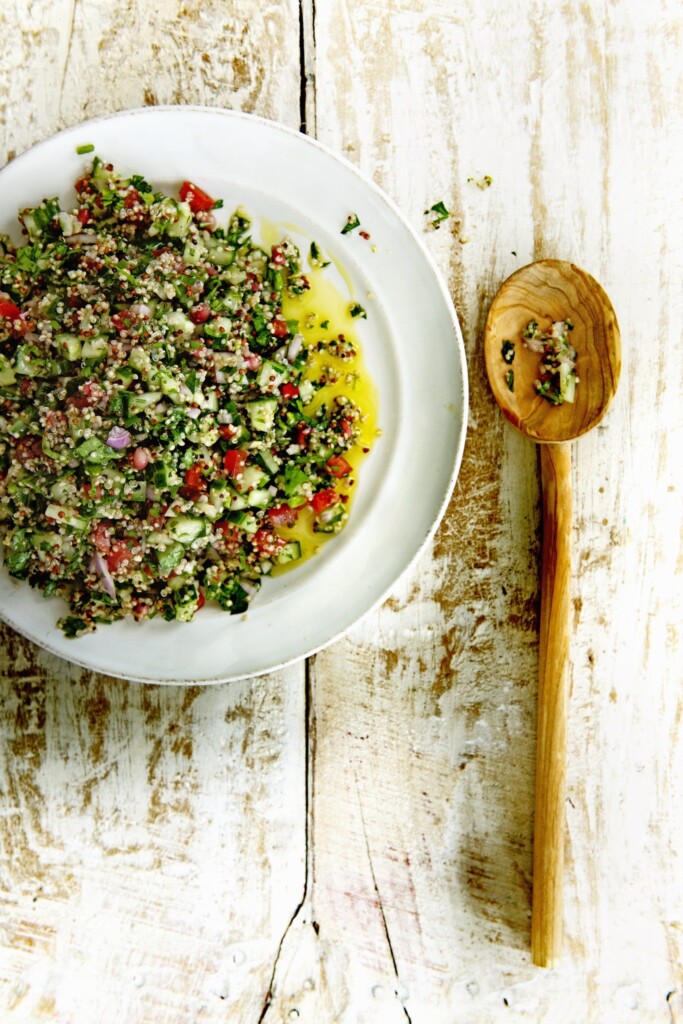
(484, 259, 621, 968)
(485, 259, 620, 443)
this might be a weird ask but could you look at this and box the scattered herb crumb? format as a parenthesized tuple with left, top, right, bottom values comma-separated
(76, 143, 94, 154)
(320, 319, 330, 329)
(425, 200, 450, 229)
(341, 213, 361, 235)
(309, 241, 331, 268)
(349, 302, 367, 319)
(505, 370, 514, 392)
(468, 175, 493, 189)
(502, 340, 515, 364)
(511, 250, 517, 256)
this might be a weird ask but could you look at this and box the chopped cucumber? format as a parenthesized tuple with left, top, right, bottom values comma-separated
(56, 333, 82, 361)
(166, 516, 209, 544)
(236, 464, 269, 493)
(246, 397, 277, 432)
(45, 503, 89, 530)
(81, 336, 109, 360)
(256, 359, 287, 391)
(276, 541, 302, 565)
(156, 542, 185, 576)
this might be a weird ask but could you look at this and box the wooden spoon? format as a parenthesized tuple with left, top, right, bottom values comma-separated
(484, 259, 621, 967)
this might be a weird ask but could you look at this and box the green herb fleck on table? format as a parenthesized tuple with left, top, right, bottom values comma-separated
(76, 143, 95, 155)
(349, 303, 367, 319)
(341, 214, 361, 235)
(425, 201, 450, 229)
(467, 175, 493, 189)
(505, 370, 514, 392)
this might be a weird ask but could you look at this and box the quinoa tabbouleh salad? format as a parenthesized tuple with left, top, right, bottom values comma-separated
(0, 156, 376, 636)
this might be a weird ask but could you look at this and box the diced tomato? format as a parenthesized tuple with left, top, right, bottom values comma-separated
(268, 503, 299, 527)
(123, 189, 141, 209)
(223, 449, 248, 478)
(215, 521, 241, 544)
(280, 383, 299, 400)
(111, 310, 136, 333)
(13, 316, 34, 337)
(179, 180, 215, 213)
(180, 462, 207, 500)
(340, 418, 353, 438)
(218, 424, 237, 441)
(92, 523, 112, 552)
(326, 454, 353, 478)
(66, 393, 92, 410)
(0, 299, 22, 320)
(310, 488, 339, 514)
(296, 424, 311, 448)
(83, 481, 104, 500)
(185, 463, 206, 490)
(145, 503, 168, 530)
(196, 590, 206, 610)
(106, 541, 134, 574)
(66, 382, 96, 410)
(76, 207, 91, 225)
(271, 245, 286, 266)
(13, 436, 42, 465)
(252, 528, 287, 556)
(272, 317, 289, 338)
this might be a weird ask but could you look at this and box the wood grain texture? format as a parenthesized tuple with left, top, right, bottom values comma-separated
(263, 0, 683, 1021)
(0, 0, 681, 1022)
(532, 442, 572, 967)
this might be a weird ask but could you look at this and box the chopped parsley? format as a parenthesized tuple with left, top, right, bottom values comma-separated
(341, 214, 361, 235)
(309, 241, 331, 268)
(349, 303, 367, 319)
(502, 340, 515, 364)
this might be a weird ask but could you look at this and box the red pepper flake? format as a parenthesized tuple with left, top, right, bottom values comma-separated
(359, 230, 371, 240)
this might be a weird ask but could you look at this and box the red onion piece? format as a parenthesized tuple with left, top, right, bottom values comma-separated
(129, 303, 152, 320)
(238, 577, 258, 598)
(66, 232, 100, 245)
(106, 426, 132, 449)
(287, 333, 304, 361)
(89, 551, 117, 601)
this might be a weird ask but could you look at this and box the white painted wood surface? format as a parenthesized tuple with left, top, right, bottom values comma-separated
(0, 1, 681, 1021)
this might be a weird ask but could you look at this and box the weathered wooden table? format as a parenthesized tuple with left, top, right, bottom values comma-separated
(1, 2, 681, 1021)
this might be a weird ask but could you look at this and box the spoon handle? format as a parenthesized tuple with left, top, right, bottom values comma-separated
(531, 441, 572, 967)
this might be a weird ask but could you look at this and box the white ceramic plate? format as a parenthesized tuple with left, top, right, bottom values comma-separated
(0, 107, 467, 684)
